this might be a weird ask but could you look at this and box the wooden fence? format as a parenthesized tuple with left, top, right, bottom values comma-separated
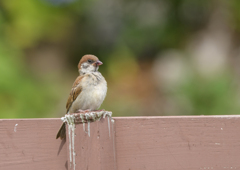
(1, 115, 240, 170)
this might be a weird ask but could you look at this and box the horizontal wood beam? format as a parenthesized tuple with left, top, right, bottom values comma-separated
(114, 116, 240, 170)
(1, 115, 240, 170)
(0, 118, 67, 170)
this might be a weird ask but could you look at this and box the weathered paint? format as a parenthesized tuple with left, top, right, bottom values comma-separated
(1, 116, 240, 170)
(62, 111, 114, 170)
(66, 114, 116, 170)
(0, 119, 67, 170)
(114, 116, 240, 170)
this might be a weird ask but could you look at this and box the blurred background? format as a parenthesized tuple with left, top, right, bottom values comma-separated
(1, 0, 240, 118)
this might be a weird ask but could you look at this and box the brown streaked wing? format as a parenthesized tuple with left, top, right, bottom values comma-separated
(66, 75, 84, 113)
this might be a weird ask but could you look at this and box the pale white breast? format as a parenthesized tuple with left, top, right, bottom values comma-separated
(69, 72, 107, 113)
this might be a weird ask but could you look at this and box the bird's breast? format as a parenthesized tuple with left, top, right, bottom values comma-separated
(71, 73, 107, 112)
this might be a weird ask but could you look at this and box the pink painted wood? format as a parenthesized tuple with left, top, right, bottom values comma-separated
(66, 116, 116, 170)
(114, 116, 240, 170)
(1, 116, 240, 170)
(0, 119, 67, 170)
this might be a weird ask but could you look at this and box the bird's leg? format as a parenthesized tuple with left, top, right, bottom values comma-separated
(76, 109, 85, 113)
(93, 109, 105, 112)
(76, 109, 91, 113)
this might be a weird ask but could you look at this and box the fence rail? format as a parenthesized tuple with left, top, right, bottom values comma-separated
(1, 115, 240, 170)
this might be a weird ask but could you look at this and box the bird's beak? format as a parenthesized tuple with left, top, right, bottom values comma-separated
(95, 60, 103, 66)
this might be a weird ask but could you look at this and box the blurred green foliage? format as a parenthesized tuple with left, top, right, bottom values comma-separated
(179, 73, 240, 115)
(1, 0, 240, 118)
(0, 45, 53, 118)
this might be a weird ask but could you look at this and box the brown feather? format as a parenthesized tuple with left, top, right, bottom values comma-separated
(56, 122, 66, 139)
(57, 54, 101, 140)
(66, 75, 84, 113)
(57, 76, 84, 139)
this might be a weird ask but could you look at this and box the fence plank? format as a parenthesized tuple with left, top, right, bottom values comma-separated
(0, 119, 67, 170)
(114, 116, 240, 170)
(1, 116, 240, 170)
(66, 116, 116, 170)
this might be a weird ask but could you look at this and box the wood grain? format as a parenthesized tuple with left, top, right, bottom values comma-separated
(67, 116, 116, 170)
(0, 119, 67, 170)
(114, 116, 240, 170)
(1, 116, 240, 170)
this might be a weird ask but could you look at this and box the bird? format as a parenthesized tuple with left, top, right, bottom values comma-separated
(56, 54, 107, 139)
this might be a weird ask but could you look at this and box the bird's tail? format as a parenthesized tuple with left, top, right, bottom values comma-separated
(56, 123, 66, 140)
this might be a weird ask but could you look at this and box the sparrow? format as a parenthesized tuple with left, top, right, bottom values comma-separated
(56, 54, 107, 139)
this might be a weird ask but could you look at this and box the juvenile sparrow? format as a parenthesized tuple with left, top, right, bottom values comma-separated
(56, 54, 107, 139)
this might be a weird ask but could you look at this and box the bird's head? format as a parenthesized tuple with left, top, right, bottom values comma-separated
(78, 54, 103, 75)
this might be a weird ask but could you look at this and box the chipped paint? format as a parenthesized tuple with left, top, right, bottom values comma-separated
(83, 111, 113, 137)
(14, 124, 18, 132)
(111, 118, 117, 170)
(85, 113, 91, 137)
(80, 114, 86, 133)
(60, 111, 113, 170)
(108, 116, 111, 138)
(61, 114, 76, 170)
(200, 167, 214, 170)
(88, 122, 90, 137)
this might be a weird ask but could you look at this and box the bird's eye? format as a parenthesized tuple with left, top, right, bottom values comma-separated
(88, 59, 93, 63)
